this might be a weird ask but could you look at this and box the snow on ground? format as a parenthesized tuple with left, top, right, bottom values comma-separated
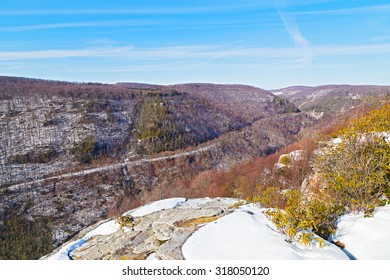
(376, 131, 390, 143)
(330, 137, 342, 145)
(182, 204, 348, 260)
(47, 220, 120, 260)
(176, 197, 239, 209)
(146, 253, 158, 260)
(309, 110, 324, 119)
(332, 204, 390, 260)
(124, 197, 187, 217)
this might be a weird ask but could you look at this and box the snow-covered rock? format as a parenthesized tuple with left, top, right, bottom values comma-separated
(275, 150, 302, 168)
(182, 204, 348, 260)
(42, 197, 349, 260)
(124, 197, 187, 217)
(46, 219, 120, 260)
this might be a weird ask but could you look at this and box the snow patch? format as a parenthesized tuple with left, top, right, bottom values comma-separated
(146, 253, 158, 260)
(309, 110, 324, 119)
(348, 93, 361, 100)
(307, 89, 332, 100)
(182, 204, 348, 260)
(332, 204, 390, 259)
(375, 131, 390, 143)
(176, 197, 239, 209)
(47, 220, 120, 260)
(124, 197, 187, 217)
(330, 137, 342, 145)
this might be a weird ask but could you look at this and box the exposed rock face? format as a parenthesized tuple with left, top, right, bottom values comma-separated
(42, 197, 241, 260)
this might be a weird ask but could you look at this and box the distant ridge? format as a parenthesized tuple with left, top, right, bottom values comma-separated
(272, 84, 390, 116)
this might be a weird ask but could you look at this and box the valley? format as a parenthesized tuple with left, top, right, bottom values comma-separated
(0, 76, 389, 259)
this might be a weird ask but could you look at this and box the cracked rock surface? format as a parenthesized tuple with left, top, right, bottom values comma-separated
(43, 197, 242, 260)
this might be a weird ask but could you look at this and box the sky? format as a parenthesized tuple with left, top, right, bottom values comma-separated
(0, 0, 389, 89)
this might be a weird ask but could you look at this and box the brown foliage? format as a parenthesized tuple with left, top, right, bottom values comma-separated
(107, 195, 143, 218)
(177, 138, 312, 201)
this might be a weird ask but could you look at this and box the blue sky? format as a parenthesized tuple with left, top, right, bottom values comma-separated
(0, 0, 389, 89)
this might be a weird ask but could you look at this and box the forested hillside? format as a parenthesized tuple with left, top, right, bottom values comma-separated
(272, 85, 390, 118)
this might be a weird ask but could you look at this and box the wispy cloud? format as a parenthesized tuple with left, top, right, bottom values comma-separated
(0, 4, 268, 16)
(1, 43, 389, 61)
(277, 10, 310, 47)
(371, 35, 390, 42)
(0, 46, 133, 60)
(0, 20, 159, 32)
(0, 8, 212, 16)
(185, 42, 250, 69)
(0, 1, 334, 16)
(296, 4, 390, 15)
(275, 0, 312, 66)
(313, 43, 390, 56)
(0, 18, 283, 33)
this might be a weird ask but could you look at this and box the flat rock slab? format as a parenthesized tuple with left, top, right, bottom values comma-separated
(65, 197, 242, 260)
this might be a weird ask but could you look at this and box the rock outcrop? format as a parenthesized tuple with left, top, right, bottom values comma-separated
(42, 197, 349, 260)
(42, 197, 241, 260)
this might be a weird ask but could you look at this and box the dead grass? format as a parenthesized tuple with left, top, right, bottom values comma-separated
(118, 253, 148, 260)
(174, 215, 220, 227)
(229, 201, 246, 209)
(130, 254, 147, 260)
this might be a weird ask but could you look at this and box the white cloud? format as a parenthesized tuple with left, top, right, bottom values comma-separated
(296, 4, 390, 15)
(0, 46, 133, 60)
(371, 35, 390, 42)
(277, 11, 309, 47)
(1, 43, 390, 61)
(275, 0, 312, 66)
(0, 1, 338, 16)
(0, 4, 268, 16)
(313, 44, 390, 56)
(0, 20, 159, 32)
